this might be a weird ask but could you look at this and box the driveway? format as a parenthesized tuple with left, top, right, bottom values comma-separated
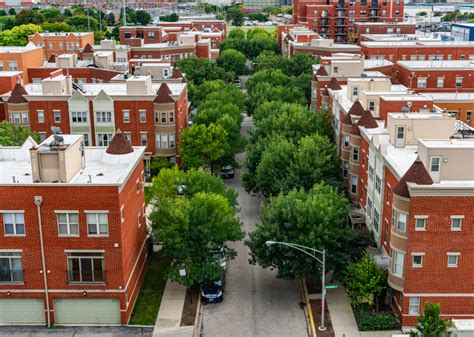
(201, 116, 308, 337)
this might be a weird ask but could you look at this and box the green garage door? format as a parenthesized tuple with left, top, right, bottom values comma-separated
(54, 298, 121, 325)
(0, 298, 45, 325)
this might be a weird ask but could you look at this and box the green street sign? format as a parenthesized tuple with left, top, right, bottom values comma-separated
(325, 284, 339, 289)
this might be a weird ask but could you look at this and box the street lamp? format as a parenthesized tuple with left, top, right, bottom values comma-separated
(265, 240, 327, 331)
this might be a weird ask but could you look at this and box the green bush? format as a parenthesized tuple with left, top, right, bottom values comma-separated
(354, 305, 400, 331)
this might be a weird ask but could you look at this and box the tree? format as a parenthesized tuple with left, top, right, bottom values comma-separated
(175, 56, 232, 85)
(40, 8, 61, 22)
(409, 303, 452, 337)
(246, 184, 350, 280)
(246, 82, 307, 115)
(345, 251, 387, 309)
(159, 13, 179, 22)
(0, 24, 43, 46)
(8, 8, 16, 16)
(216, 49, 248, 78)
(66, 15, 99, 31)
(0, 10, 7, 16)
(149, 168, 242, 287)
(189, 80, 226, 107)
(228, 28, 245, 40)
(41, 22, 72, 33)
(179, 123, 228, 172)
(106, 12, 115, 26)
(135, 10, 151, 25)
(15, 9, 45, 25)
(226, 5, 244, 26)
(0, 121, 40, 146)
(149, 157, 173, 178)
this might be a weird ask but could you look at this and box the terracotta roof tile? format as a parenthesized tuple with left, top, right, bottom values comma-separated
(350, 123, 361, 136)
(47, 54, 56, 63)
(342, 101, 365, 125)
(83, 43, 94, 54)
(154, 83, 174, 103)
(393, 157, 433, 198)
(7, 83, 28, 104)
(357, 110, 379, 129)
(170, 68, 183, 79)
(106, 130, 134, 155)
(316, 66, 329, 76)
(327, 77, 342, 90)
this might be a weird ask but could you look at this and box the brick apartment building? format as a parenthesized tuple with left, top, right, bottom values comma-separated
(0, 133, 148, 325)
(421, 92, 474, 127)
(395, 60, 474, 93)
(350, 21, 416, 43)
(326, 71, 474, 327)
(28, 32, 95, 60)
(292, 0, 405, 43)
(1, 72, 189, 166)
(0, 43, 44, 84)
(361, 41, 474, 63)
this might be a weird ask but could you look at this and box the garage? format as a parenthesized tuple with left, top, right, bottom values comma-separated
(0, 298, 45, 325)
(54, 298, 121, 325)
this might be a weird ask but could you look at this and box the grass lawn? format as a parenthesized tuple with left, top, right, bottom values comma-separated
(227, 26, 276, 36)
(129, 251, 171, 325)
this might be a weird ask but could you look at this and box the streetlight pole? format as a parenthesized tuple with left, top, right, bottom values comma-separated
(265, 240, 327, 331)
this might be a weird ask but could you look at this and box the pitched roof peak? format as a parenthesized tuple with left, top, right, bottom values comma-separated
(106, 130, 134, 155)
(154, 83, 174, 103)
(316, 66, 329, 76)
(83, 43, 94, 54)
(327, 77, 342, 91)
(7, 83, 28, 104)
(393, 157, 433, 198)
(357, 110, 379, 129)
(170, 68, 183, 79)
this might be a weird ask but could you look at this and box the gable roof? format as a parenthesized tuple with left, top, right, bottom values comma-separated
(47, 54, 56, 63)
(170, 68, 183, 79)
(106, 130, 134, 155)
(357, 110, 378, 129)
(327, 77, 342, 90)
(7, 83, 28, 104)
(316, 66, 329, 76)
(342, 100, 365, 125)
(83, 43, 94, 54)
(154, 83, 174, 103)
(393, 157, 433, 198)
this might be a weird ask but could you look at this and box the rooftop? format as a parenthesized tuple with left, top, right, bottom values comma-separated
(361, 40, 474, 47)
(397, 60, 474, 70)
(34, 32, 93, 37)
(0, 42, 40, 52)
(422, 92, 474, 101)
(419, 138, 474, 149)
(0, 135, 145, 186)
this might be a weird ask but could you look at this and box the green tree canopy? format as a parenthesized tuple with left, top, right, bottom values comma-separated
(216, 48, 248, 78)
(409, 303, 452, 337)
(66, 15, 99, 31)
(246, 184, 350, 280)
(246, 82, 307, 115)
(0, 121, 40, 146)
(176, 56, 232, 85)
(15, 9, 45, 25)
(106, 12, 115, 26)
(0, 24, 43, 46)
(41, 22, 72, 32)
(135, 10, 151, 25)
(179, 123, 228, 172)
(228, 28, 245, 40)
(159, 13, 179, 22)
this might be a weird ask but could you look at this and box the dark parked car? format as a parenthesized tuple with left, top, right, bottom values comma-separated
(220, 165, 235, 179)
(201, 273, 225, 303)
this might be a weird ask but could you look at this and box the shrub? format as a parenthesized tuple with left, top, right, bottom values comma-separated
(354, 305, 400, 331)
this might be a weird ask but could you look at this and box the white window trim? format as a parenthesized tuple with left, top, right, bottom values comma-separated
(447, 252, 460, 268)
(2, 211, 26, 237)
(450, 215, 464, 231)
(55, 210, 80, 237)
(85, 211, 109, 237)
(408, 297, 420, 315)
(414, 215, 428, 231)
(411, 252, 424, 268)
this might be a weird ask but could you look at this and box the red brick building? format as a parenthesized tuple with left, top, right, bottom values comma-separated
(28, 32, 95, 60)
(1, 72, 189, 167)
(292, 0, 404, 43)
(350, 22, 416, 43)
(361, 41, 474, 63)
(0, 133, 148, 325)
(395, 60, 474, 92)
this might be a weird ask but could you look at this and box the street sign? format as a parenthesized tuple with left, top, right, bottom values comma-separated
(324, 284, 338, 289)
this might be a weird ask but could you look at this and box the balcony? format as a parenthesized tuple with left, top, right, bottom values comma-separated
(369, 11, 380, 17)
(319, 20, 329, 27)
(335, 31, 348, 35)
(336, 20, 347, 26)
(336, 12, 347, 18)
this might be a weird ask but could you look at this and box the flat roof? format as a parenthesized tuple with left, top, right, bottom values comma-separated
(36, 32, 92, 37)
(419, 138, 474, 149)
(361, 40, 474, 47)
(397, 60, 474, 70)
(354, 22, 415, 26)
(0, 43, 40, 52)
(388, 113, 448, 120)
(422, 92, 474, 101)
(0, 136, 146, 186)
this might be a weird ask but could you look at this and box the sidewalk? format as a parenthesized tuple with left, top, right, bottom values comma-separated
(153, 281, 193, 337)
(326, 283, 401, 337)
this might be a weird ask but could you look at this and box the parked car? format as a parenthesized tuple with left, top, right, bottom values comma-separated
(220, 165, 235, 179)
(210, 246, 228, 271)
(201, 272, 225, 303)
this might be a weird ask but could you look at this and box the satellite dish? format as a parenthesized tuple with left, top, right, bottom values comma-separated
(50, 126, 62, 135)
(49, 126, 64, 145)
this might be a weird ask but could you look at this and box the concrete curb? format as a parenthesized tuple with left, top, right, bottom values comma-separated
(302, 278, 317, 337)
(192, 288, 203, 337)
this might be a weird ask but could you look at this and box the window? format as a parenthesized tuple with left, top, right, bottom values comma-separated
(124, 132, 131, 143)
(386, 185, 391, 204)
(37, 110, 45, 123)
(417, 78, 427, 89)
(123, 110, 130, 123)
(169, 133, 175, 148)
(168, 111, 174, 123)
(375, 175, 381, 194)
(163, 69, 169, 78)
(430, 156, 440, 172)
(124, 32, 131, 39)
(367, 197, 373, 218)
(161, 112, 167, 123)
(342, 161, 349, 178)
(352, 86, 358, 98)
(412, 254, 423, 268)
(351, 176, 357, 194)
(456, 77, 463, 89)
(409, 297, 420, 315)
(39, 132, 46, 141)
(368, 165, 374, 181)
(352, 147, 359, 161)
(67, 252, 104, 283)
(343, 135, 350, 148)
(3, 213, 25, 236)
(57, 212, 79, 236)
(451, 216, 463, 231)
(391, 250, 404, 277)
(51, 110, 61, 123)
(72, 111, 87, 123)
(415, 216, 427, 231)
(368, 101, 375, 112)
(467, 111, 472, 123)
(0, 252, 23, 282)
(437, 77, 444, 88)
(8, 61, 18, 71)
(155, 133, 161, 149)
(139, 110, 146, 123)
(373, 208, 380, 232)
(161, 134, 168, 149)
(96, 111, 112, 123)
(97, 133, 113, 146)
(447, 253, 459, 267)
(140, 133, 147, 146)
(86, 212, 109, 236)
(137, 213, 141, 228)
(0, 61, 3, 70)
(147, 31, 155, 38)
(397, 212, 407, 232)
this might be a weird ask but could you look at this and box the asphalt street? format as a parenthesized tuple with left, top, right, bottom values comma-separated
(201, 116, 308, 337)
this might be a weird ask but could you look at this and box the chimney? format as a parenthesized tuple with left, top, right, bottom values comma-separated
(126, 75, 153, 95)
